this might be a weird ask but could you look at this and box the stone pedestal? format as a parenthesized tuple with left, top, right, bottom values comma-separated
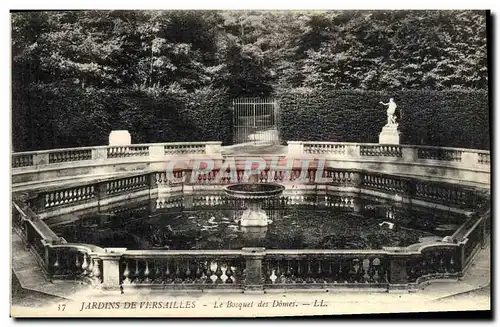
(242, 247, 265, 293)
(100, 248, 128, 290)
(241, 226, 268, 240)
(109, 130, 131, 146)
(240, 201, 269, 227)
(379, 125, 400, 144)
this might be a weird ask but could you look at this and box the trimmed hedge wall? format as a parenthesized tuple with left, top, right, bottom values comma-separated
(13, 85, 233, 151)
(276, 89, 489, 150)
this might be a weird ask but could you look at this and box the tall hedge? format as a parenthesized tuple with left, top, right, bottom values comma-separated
(13, 85, 233, 151)
(276, 89, 489, 150)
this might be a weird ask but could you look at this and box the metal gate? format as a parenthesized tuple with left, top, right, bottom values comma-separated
(232, 97, 279, 145)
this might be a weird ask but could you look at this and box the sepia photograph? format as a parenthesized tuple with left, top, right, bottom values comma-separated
(9, 8, 491, 318)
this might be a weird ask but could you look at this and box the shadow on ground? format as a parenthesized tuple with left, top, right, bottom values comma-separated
(11, 272, 67, 308)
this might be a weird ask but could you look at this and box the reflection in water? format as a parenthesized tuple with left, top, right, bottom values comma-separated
(52, 194, 467, 251)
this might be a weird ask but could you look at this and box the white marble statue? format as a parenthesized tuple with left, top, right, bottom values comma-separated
(379, 98, 397, 126)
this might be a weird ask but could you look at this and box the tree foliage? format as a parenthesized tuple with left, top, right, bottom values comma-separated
(11, 10, 488, 151)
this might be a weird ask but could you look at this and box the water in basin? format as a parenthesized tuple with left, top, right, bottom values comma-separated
(51, 193, 467, 251)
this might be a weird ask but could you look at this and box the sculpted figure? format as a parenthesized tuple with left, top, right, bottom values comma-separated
(379, 98, 397, 126)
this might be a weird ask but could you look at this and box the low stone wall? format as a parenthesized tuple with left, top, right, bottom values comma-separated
(12, 142, 223, 187)
(11, 167, 490, 294)
(12, 142, 490, 193)
(13, 198, 489, 293)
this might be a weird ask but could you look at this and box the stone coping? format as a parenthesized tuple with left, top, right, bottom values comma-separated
(287, 141, 491, 154)
(12, 141, 222, 156)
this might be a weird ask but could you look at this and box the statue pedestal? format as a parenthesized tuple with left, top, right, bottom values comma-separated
(240, 201, 269, 227)
(109, 130, 131, 146)
(379, 125, 400, 144)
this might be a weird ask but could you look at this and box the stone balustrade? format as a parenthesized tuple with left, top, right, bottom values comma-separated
(11, 142, 223, 187)
(360, 144, 403, 157)
(303, 142, 347, 156)
(288, 141, 490, 188)
(31, 172, 153, 215)
(12, 141, 490, 190)
(12, 189, 489, 292)
(107, 146, 150, 158)
(25, 167, 486, 221)
(288, 141, 490, 166)
(262, 250, 389, 288)
(120, 251, 247, 290)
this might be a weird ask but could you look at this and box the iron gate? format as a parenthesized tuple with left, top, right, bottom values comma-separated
(232, 97, 279, 145)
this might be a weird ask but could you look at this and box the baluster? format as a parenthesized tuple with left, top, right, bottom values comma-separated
(184, 260, 194, 284)
(152, 260, 161, 283)
(219, 263, 229, 284)
(225, 263, 234, 284)
(164, 260, 172, 284)
(81, 253, 89, 275)
(269, 264, 277, 284)
(316, 260, 324, 283)
(214, 261, 223, 284)
(173, 260, 183, 284)
(75, 252, 81, 272)
(142, 260, 151, 283)
(305, 260, 314, 283)
(87, 256, 94, 277)
(131, 259, 139, 283)
(52, 251, 60, 275)
(92, 259, 102, 283)
(208, 261, 217, 283)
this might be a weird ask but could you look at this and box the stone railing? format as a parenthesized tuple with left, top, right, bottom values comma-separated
(12, 198, 103, 285)
(12, 142, 222, 168)
(11, 141, 223, 187)
(288, 141, 490, 165)
(120, 250, 247, 290)
(26, 167, 486, 220)
(29, 172, 154, 217)
(12, 185, 489, 292)
(303, 142, 347, 156)
(458, 210, 489, 272)
(287, 141, 490, 188)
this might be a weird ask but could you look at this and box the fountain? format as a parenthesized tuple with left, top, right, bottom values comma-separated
(223, 173, 285, 227)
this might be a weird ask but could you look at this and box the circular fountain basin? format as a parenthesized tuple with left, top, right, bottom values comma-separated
(223, 183, 285, 200)
(223, 183, 285, 227)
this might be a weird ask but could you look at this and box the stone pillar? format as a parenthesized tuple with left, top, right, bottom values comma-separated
(108, 130, 131, 146)
(96, 182, 108, 212)
(461, 151, 477, 167)
(287, 141, 303, 157)
(92, 147, 108, 160)
(352, 196, 362, 213)
(34, 194, 46, 213)
(100, 248, 127, 290)
(401, 146, 417, 162)
(44, 246, 52, 280)
(458, 242, 466, 275)
(33, 153, 50, 166)
(379, 125, 401, 144)
(149, 144, 165, 160)
(184, 194, 194, 210)
(481, 217, 487, 249)
(385, 251, 409, 292)
(351, 170, 363, 187)
(242, 247, 265, 293)
(345, 144, 360, 158)
(205, 142, 222, 155)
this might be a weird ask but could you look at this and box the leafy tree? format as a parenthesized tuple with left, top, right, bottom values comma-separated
(11, 10, 488, 151)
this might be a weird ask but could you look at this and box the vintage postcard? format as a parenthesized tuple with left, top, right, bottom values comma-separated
(10, 9, 491, 318)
